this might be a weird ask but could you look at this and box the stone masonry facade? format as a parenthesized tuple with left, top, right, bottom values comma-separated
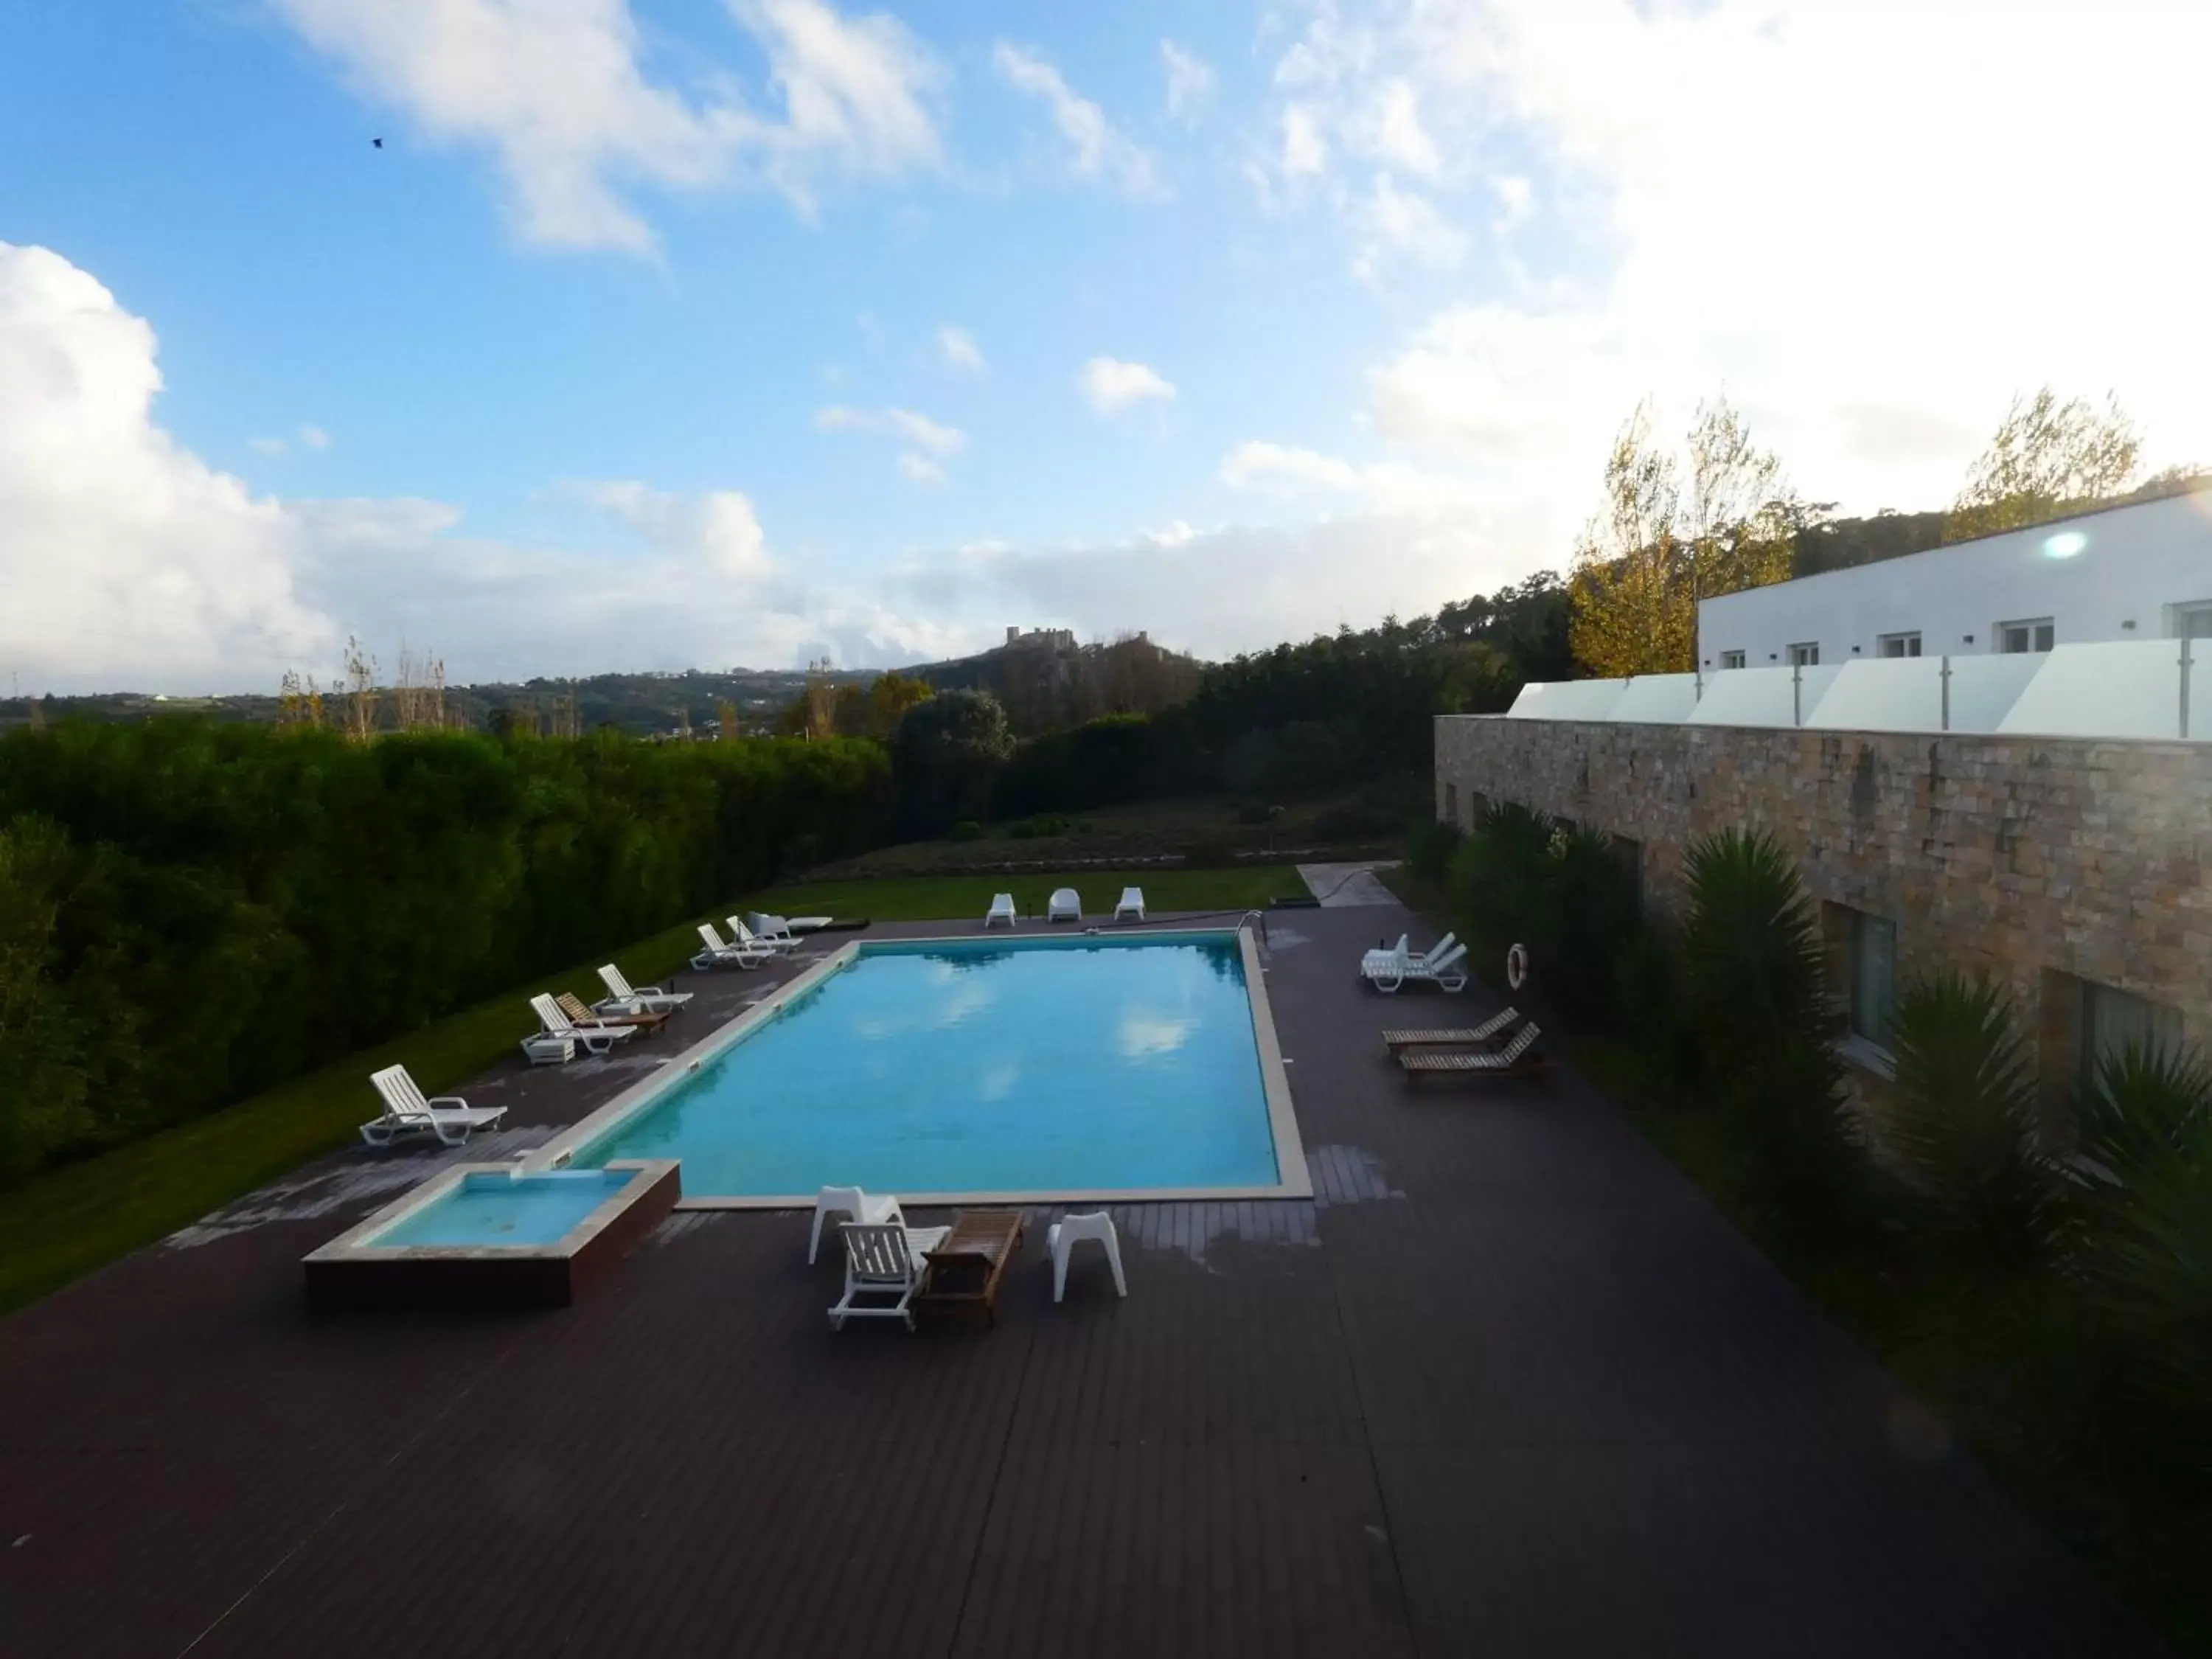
(1434, 714, 2212, 1100)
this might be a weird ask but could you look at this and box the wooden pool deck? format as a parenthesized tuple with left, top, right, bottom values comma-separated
(0, 906, 2160, 1656)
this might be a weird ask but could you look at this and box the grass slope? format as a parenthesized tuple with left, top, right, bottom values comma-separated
(0, 865, 1305, 1316)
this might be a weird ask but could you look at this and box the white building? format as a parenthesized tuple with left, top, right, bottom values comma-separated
(1697, 486, 2212, 672)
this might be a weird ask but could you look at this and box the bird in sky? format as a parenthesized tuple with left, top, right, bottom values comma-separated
(372, 137, 383, 149)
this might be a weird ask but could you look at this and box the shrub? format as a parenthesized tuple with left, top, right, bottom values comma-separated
(1876, 974, 2059, 1273)
(947, 819, 984, 841)
(1404, 816, 1463, 884)
(2069, 1042, 2212, 1473)
(1682, 828, 1856, 1248)
(1181, 831, 1238, 868)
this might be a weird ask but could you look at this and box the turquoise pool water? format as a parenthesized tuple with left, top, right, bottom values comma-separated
(374, 1169, 634, 1248)
(577, 934, 1278, 1195)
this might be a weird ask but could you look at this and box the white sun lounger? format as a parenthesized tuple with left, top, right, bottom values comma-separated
(808, 1186, 906, 1264)
(1047, 887, 1082, 923)
(745, 912, 804, 945)
(984, 892, 1018, 928)
(594, 963, 692, 1015)
(361, 1064, 507, 1147)
(1361, 932, 1455, 992)
(1369, 941, 1470, 995)
(828, 1222, 951, 1331)
(728, 916, 804, 956)
(692, 922, 770, 970)
(529, 992, 634, 1057)
(1114, 886, 1146, 922)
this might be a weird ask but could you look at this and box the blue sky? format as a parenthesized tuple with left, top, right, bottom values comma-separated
(2, 1, 2207, 692)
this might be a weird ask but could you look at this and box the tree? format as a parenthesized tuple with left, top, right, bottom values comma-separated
(1946, 386, 2140, 542)
(863, 672, 933, 739)
(887, 689, 1013, 836)
(1569, 397, 1801, 677)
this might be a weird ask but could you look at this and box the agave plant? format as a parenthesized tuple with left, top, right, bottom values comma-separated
(1876, 974, 2059, 1273)
(2067, 1042, 2212, 1474)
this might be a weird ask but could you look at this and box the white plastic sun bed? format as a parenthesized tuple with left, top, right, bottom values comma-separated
(361, 1064, 507, 1147)
(594, 963, 692, 1015)
(728, 915, 804, 956)
(1361, 933, 1461, 993)
(529, 992, 634, 1058)
(692, 922, 771, 970)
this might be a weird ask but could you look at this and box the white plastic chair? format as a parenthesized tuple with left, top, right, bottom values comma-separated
(1048, 1211, 1127, 1302)
(595, 964, 692, 1015)
(361, 1065, 507, 1147)
(828, 1223, 949, 1331)
(529, 992, 633, 1055)
(1047, 887, 1082, 923)
(728, 915, 804, 956)
(984, 892, 1017, 928)
(1113, 886, 1146, 921)
(808, 1186, 906, 1265)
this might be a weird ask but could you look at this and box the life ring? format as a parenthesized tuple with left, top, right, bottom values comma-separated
(1506, 942, 1529, 990)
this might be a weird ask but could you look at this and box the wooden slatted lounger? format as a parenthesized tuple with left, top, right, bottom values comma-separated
(917, 1210, 1026, 1327)
(1398, 1021, 1551, 1085)
(1381, 1006, 1520, 1052)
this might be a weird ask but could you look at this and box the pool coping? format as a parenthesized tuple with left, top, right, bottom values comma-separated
(526, 925, 1312, 1208)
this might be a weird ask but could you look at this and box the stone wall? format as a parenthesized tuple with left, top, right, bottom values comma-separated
(1434, 714, 2212, 1092)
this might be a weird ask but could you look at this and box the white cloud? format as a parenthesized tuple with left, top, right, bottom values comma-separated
(1144, 519, 1196, 547)
(897, 451, 945, 484)
(936, 324, 985, 375)
(1353, 173, 1469, 282)
(0, 243, 333, 691)
(0, 242, 977, 692)
(248, 422, 334, 459)
(1270, 0, 2212, 541)
(1220, 440, 1483, 517)
(271, 0, 942, 254)
(566, 479, 773, 579)
(1080, 357, 1176, 416)
(992, 42, 1166, 198)
(1280, 104, 1327, 176)
(1161, 40, 1215, 119)
(815, 403, 965, 455)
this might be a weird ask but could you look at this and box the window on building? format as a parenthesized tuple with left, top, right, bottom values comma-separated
(1444, 782, 1458, 827)
(1787, 641, 1820, 667)
(2081, 982, 2184, 1078)
(1879, 632, 1922, 658)
(1719, 650, 1746, 669)
(1846, 910, 1897, 1052)
(1998, 617, 2056, 654)
(2168, 599, 2212, 639)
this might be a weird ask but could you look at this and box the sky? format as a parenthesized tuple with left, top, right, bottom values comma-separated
(2, 0, 2209, 694)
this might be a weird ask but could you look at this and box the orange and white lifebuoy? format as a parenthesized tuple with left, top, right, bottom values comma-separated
(1506, 942, 1529, 990)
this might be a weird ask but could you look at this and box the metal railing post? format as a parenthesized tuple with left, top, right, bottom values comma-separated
(1940, 655, 1952, 731)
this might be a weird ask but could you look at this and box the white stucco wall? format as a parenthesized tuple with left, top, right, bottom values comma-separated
(1697, 488, 2212, 670)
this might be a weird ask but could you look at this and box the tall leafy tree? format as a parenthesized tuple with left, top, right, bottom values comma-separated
(1569, 397, 1801, 677)
(1945, 386, 2140, 541)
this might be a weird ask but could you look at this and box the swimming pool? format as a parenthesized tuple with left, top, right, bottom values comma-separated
(546, 930, 1305, 1203)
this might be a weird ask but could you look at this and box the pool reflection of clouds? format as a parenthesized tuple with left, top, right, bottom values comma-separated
(1119, 1009, 1195, 1059)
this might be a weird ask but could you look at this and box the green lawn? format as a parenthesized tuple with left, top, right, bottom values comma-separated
(0, 863, 1307, 1317)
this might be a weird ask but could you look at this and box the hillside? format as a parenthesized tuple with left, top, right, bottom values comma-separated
(902, 627, 1203, 735)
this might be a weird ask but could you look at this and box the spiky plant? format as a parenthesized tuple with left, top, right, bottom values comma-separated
(1682, 829, 1856, 1249)
(1877, 974, 2058, 1273)
(2068, 1042, 2212, 1475)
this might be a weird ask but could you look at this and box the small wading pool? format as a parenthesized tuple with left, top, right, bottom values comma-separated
(538, 930, 1307, 1205)
(375, 1169, 632, 1248)
(304, 1160, 681, 1310)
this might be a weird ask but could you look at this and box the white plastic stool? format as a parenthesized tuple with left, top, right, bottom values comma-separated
(808, 1186, 904, 1265)
(1048, 1211, 1126, 1302)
